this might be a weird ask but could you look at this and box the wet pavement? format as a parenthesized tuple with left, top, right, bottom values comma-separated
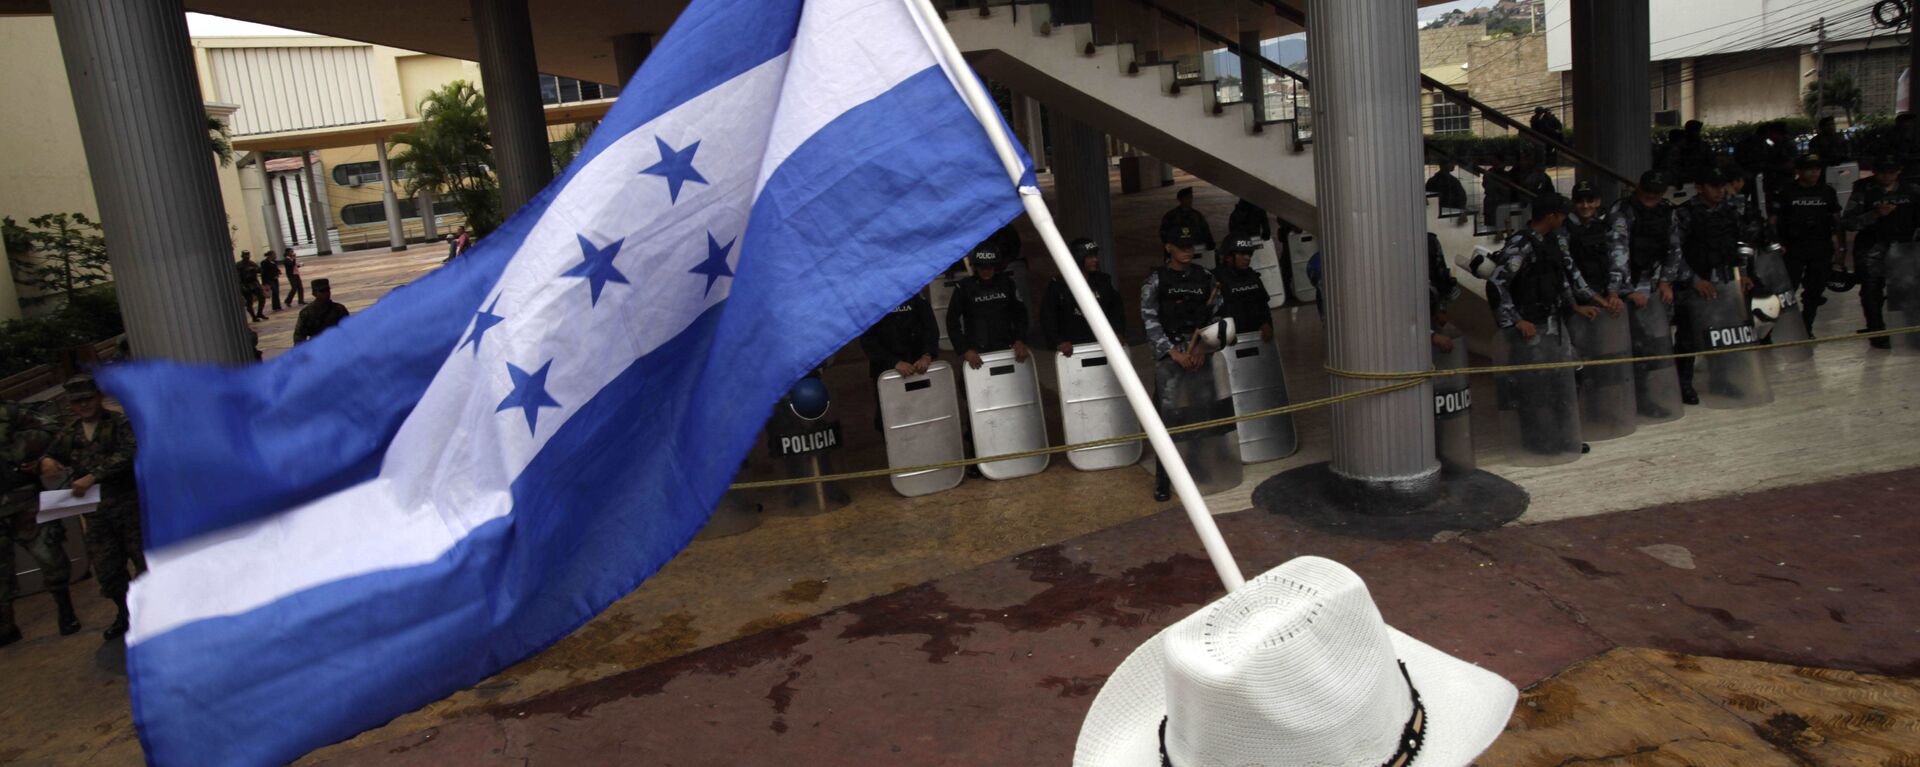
(308, 467, 1920, 765)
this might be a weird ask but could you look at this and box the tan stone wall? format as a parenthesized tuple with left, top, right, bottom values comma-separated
(1466, 32, 1566, 137)
(0, 17, 96, 320)
(1420, 25, 1485, 69)
(1693, 49, 1803, 126)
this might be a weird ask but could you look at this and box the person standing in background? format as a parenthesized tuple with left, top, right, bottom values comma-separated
(283, 248, 306, 306)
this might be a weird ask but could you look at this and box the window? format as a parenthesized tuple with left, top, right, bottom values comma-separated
(1432, 93, 1471, 136)
(338, 198, 462, 226)
(330, 161, 411, 186)
(539, 73, 617, 105)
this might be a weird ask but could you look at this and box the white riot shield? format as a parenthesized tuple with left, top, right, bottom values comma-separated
(1493, 325, 1584, 467)
(1220, 337, 1298, 463)
(1628, 298, 1685, 424)
(878, 362, 964, 497)
(1683, 280, 1774, 409)
(1432, 328, 1474, 474)
(1887, 242, 1920, 355)
(1751, 244, 1811, 362)
(1056, 343, 1143, 471)
(1248, 239, 1288, 309)
(962, 349, 1050, 480)
(930, 274, 960, 352)
(1566, 310, 1637, 442)
(1287, 231, 1319, 303)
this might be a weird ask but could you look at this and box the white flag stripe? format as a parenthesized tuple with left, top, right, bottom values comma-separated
(131, 36, 940, 642)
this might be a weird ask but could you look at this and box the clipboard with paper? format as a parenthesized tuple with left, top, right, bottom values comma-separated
(37, 486, 100, 523)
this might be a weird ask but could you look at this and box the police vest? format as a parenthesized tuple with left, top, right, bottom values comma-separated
(1153, 266, 1214, 340)
(1509, 233, 1568, 324)
(1857, 182, 1920, 244)
(1566, 217, 1611, 292)
(958, 277, 1020, 351)
(1215, 266, 1269, 331)
(1682, 201, 1740, 278)
(1624, 199, 1672, 283)
(1776, 184, 1836, 243)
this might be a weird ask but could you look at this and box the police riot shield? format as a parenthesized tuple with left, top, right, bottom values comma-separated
(1493, 324, 1584, 467)
(1220, 337, 1298, 463)
(1431, 327, 1475, 474)
(1751, 244, 1812, 362)
(961, 349, 1050, 480)
(1886, 242, 1920, 355)
(1683, 280, 1775, 409)
(1566, 310, 1637, 442)
(1152, 356, 1243, 495)
(1628, 298, 1685, 424)
(1056, 343, 1144, 471)
(930, 274, 960, 352)
(1248, 239, 1288, 309)
(878, 362, 965, 497)
(1286, 231, 1319, 303)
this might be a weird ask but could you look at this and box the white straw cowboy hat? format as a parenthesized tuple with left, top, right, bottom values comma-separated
(1075, 557, 1517, 767)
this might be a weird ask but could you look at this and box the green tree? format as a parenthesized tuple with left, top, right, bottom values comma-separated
(550, 121, 596, 175)
(391, 81, 502, 235)
(6, 212, 111, 309)
(1804, 71, 1864, 123)
(208, 115, 234, 167)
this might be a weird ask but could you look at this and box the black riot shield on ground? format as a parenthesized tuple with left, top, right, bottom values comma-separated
(1220, 337, 1298, 464)
(1683, 280, 1775, 409)
(1149, 355, 1242, 495)
(1628, 298, 1685, 424)
(878, 362, 965, 497)
(1566, 310, 1637, 442)
(1888, 242, 1920, 355)
(1431, 327, 1475, 474)
(1752, 244, 1812, 362)
(1493, 324, 1584, 467)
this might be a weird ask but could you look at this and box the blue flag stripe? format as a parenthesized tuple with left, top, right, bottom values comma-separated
(101, 0, 807, 550)
(127, 61, 1025, 766)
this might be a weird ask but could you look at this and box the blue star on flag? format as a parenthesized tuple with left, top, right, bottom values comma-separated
(562, 234, 630, 306)
(640, 136, 708, 203)
(691, 232, 736, 296)
(496, 360, 562, 435)
(459, 296, 506, 356)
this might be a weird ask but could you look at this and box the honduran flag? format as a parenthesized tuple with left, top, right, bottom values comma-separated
(99, 0, 1030, 763)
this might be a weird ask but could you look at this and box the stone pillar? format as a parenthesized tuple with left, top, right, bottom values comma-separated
(472, 0, 553, 215)
(1239, 30, 1265, 119)
(1570, 0, 1651, 197)
(377, 139, 406, 251)
(251, 153, 286, 255)
(1679, 59, 1697, 123)
(612, 32, 652, 87)
(50, 0, 251, 363)
(419, 188, 440, 240)
(1011, 96, 1048, 172)
(1306, 0, 1437, 497)
(1049, 116, 1117, 277)
(302, 151, 333, 255)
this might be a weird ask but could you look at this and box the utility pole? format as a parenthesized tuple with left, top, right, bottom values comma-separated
(1812, 17, 1826, 120)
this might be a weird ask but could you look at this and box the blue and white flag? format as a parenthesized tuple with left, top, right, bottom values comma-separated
(100, 1, 1028, 763)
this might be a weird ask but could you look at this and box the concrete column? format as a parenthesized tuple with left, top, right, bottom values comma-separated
(251, 154, 286, 254)
(1570, 0, 1651, 196)
(1010, 96, 1048, 172)
(1679, 59, 1697, 123)
(1306, 0, 1437, 496)
(419, 188, 440, 240)
(612, 32, 652, 87)
(1049, 116, 1117, 277)
(377, 139, 406, 251)
(302, 151, 333, 255)
(50, 0, 251, 363)
(472, 0, 553, 215)
(1239, 30, 1265, 119)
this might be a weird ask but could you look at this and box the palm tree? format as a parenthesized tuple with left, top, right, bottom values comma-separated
(391, 81, 502, 235)
(208, 116, 234, 167)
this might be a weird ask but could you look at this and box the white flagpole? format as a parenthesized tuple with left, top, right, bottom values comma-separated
(903, 0, 1245, 592)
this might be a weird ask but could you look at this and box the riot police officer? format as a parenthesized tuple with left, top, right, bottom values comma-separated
(1490, 195, 1604, 455)
(1214, 236, 1274, 342)
(1039, 238, 1124, 356)
(1842, 157, 1920, 349)
(859, 287, 940, 429)
(1142, 234, 1225, 501)
(1567, 182, 1627, 312)
(1159, 187, 1216, 251)
(945, 242, 1030, 368)
(1671, 167, 1756, 401)
(1608, 171, 1682, 418)
(1770, 154, 1844, 334)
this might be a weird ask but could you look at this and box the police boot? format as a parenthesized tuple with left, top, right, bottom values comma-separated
(103, 597, 130, 641)
(50, 589, 81, 636)
(0, 603, 20, 648)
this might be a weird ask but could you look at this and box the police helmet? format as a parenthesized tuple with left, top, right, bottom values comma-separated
(1529, 193, 1570, 221)
(1827, 268, 1861, 293)
(1166, 233, 1199, 251)
(1570, 181, 1601, 203)
(1193, 317, 1237, 353)
(1460, 246, 1499, 281)
(1225, 236, 1261, 254)
(968, 243, 1003, 266)
(1795, 154, 1824, 170)
(1069, 237, 1099, 260)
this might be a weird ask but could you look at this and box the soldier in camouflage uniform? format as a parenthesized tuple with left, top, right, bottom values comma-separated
(2, 399, 81, 646)
(38, 375, 143, 640)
